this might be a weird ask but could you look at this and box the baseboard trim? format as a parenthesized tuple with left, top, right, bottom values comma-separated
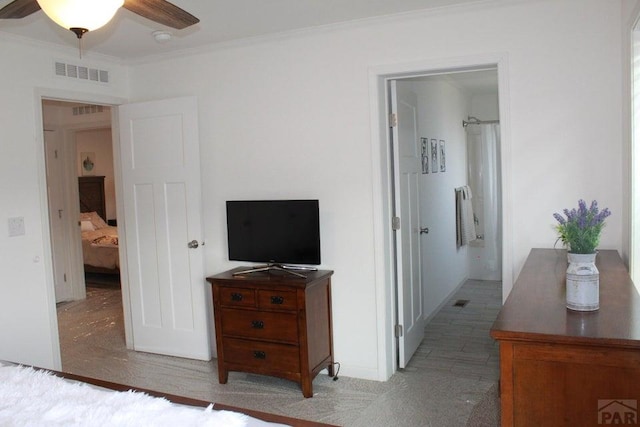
(422, 276, 469, 323)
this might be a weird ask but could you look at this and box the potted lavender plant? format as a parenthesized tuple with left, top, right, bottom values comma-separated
(553, 200, 611, 311)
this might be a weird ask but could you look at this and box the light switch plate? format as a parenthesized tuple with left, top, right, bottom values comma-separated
(8, 217, 25, 237)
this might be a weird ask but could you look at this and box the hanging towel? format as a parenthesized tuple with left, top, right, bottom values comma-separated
(456, 185, 477, 248)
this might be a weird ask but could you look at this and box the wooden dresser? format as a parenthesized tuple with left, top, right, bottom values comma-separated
(206, 268, 334, 398)
(491, 249, 640, 426)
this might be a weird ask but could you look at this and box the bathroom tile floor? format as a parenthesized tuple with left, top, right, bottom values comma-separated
(404, 279, 501, 382)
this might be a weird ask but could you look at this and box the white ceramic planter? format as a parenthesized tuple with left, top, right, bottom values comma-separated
(566, 252, 599, 311)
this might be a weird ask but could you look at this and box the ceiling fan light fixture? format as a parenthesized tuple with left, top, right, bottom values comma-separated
(36, 0, 124, 33)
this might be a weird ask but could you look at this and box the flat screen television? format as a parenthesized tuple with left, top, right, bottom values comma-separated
(226, 200, 321, 274)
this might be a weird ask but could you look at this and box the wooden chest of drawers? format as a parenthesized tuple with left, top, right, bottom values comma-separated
(206, 268, 334, 398)
(491, 249, 640, 426)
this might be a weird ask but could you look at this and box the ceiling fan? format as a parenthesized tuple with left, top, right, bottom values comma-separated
(0, 0, 199, 39)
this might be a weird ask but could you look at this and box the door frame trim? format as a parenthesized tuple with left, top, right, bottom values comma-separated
(368, 53, 513, 380)
(627, 4, 640, 287)
(34, 88, 128, 370)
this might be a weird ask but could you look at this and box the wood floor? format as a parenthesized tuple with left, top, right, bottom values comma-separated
(56, 277, 500, 426)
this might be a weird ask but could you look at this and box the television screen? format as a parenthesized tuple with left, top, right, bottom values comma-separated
(226, 200, 321, 265)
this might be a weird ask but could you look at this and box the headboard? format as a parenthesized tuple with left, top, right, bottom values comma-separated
(78, 176, 106, 221)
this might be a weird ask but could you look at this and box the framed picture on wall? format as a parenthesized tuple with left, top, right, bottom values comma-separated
(421, 137, 429, 174)
(430, 139, 438, 173)
(439, 140, 446, 172)
(80, 152, 96, 176)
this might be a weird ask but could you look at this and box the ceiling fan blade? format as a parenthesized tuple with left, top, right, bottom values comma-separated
(0, 0, 40, 19)
(123, 0, 199, 30)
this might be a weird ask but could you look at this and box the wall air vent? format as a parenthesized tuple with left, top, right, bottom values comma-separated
(67, 64, 78, 78)
(72, 105, 105, 116)
(78, 66, 88, 80)
(54, 61, 109, 84)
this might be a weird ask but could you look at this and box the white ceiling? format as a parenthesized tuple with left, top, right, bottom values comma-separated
(0, 0, 486, 61)
(412, 70, 499, 95)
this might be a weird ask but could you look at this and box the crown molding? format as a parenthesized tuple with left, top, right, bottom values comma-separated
(124, 0, 538, 66)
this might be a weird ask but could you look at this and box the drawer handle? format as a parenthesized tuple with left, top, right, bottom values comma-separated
(230, 293, 243, 302)
(270, 296, 284, 305)
(251, 320, 264, 329)
(253, 351, 266, 359)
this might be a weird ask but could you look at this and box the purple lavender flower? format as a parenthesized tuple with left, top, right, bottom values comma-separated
(563, 208, 576, 221)
(553, 213, 566, 225)
(594, 208, 611, 224)
(553, 199, 611, 254)
(578, 199, 587, 216)
(577, 215, 586, 229)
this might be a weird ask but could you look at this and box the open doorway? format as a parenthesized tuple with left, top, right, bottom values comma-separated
(376, 61, 511, 378)
(42, 99, 126, 370)
(43, 100, 119, 301)
(40, 94, 211, 373)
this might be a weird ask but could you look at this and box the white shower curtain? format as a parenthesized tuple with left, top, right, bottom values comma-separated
(466, 121, 501, 281)
(479, 123, 500, 273)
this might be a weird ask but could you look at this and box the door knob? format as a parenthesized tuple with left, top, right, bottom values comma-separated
(420, 227, 429, 235)
(187, 240, 199, 249)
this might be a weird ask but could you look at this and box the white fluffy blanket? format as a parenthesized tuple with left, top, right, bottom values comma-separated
(0, 365, 252, 427)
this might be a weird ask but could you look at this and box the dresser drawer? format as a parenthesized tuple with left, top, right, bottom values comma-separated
(221, 308, 299, 343)
(257, 289, 297, 311)
(223, 338, 300, 373)
(218, 287, 256, 308)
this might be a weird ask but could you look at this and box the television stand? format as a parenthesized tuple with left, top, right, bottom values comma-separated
(207, 267, 334, 397)
(232, 263, 318, 278)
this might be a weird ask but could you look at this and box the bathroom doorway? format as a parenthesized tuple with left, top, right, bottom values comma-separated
(380, 64, 505, 371)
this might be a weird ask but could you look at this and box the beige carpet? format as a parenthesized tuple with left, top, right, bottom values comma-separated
(466, 383, 500, 426)
(57, 286, 500, 426)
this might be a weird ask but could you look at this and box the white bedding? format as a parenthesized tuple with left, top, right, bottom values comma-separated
(0, 364, 289, 427)
(82, 226, 120, 270)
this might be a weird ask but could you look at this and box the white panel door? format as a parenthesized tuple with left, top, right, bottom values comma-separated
(390, 80, 425, 368)
(118, 96, 210, 360)
(44, 129, 72, 303)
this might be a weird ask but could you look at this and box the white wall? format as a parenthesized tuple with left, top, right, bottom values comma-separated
(408, 79, 470, 319)
(470, 94, 499, 122)
(0, 39, 128, 369)
(0, 0, 632, 380)
(126, 0, 628, 380)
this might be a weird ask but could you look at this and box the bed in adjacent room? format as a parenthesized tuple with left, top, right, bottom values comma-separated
(0, 362, 333, 427)
(80, 211, 120, 274)
(78, 176, 120, 275)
